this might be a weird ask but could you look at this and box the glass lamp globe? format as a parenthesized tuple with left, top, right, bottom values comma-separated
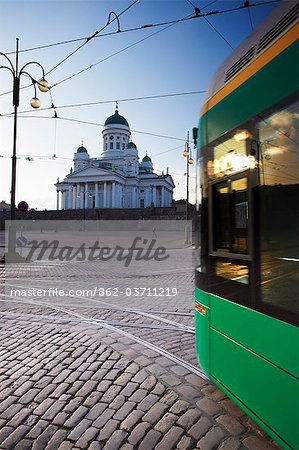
(182, 150, 189, 157)
(30, 97, 41, 109)
(188, 157, 194, 165)
(37, 79, 49, 93)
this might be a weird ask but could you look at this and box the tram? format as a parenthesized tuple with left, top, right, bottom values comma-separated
(194, 2, 298, 449)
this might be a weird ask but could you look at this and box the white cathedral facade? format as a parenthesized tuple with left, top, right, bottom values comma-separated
(55, 107, 175, 210)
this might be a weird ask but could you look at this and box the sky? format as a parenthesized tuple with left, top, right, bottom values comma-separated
(0, 0, 278, 210)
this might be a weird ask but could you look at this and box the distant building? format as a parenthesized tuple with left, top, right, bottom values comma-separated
(55, 107, 175, 209)
(0, 201, 10, 212)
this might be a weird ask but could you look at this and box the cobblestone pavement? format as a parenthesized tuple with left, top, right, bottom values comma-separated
(0, 259, 280, 450)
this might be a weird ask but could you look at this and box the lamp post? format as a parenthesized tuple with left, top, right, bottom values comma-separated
(0, 38, 49, 260)
(182, 132, 194, 244)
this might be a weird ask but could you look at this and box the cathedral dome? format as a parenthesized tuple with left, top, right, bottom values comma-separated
(104, 108, 129, 127)
(77, 145, 88, 153)
(142, 155, 152, 162)
(127, 141, 137, 149)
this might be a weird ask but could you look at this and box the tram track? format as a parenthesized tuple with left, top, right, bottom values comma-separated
(0, 292, 204, 379)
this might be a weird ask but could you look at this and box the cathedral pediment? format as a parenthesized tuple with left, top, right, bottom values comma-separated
(66, 166, 112, 179)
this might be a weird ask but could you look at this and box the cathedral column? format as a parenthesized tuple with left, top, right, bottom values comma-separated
(67, 186, 72, 210)
(84, 183, 89, 208)
(112, 182, 116, 208)
(56, 191, 60, 211)
(72, 186, 76, 209)
(153, 186, 157, 206)
(95, 183, 99, 208)
(76, 184, 80, 209)
(103, 182, 107, 208)
(161, 187, 165, 207)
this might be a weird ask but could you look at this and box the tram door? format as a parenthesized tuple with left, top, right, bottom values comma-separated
(208, 173, 252, 307)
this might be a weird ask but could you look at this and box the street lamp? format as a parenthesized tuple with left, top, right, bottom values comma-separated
(0, 38, 49, 260)
(182, 132, 193, 244)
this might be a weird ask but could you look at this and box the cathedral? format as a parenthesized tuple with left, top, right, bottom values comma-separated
(55, 107, 175, 210)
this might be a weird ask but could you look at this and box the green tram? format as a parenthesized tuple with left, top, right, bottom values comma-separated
(194, 2, 298, 449)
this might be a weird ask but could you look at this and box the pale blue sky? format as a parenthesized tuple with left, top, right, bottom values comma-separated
(0, 0, 278, 209)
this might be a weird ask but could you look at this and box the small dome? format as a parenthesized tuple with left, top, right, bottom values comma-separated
(104, 108, 129, 127)
(142, 155, 152, 162)
(77, 145, 88, 153)
(127, 141, 137, 149)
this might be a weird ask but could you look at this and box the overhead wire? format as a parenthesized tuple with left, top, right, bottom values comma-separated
(45, 0, 139, 76)
(1, 90, 206, 117)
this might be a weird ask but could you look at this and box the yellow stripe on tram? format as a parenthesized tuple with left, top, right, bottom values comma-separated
(200, 23, 299, 117)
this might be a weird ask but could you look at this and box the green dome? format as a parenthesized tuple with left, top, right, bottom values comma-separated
(105, 109, 129, 127)
(142, 155, 152, 162)
(77, 145, 88, 153)
(127, 141, 137, 149)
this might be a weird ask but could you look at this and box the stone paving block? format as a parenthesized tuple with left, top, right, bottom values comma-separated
(93, 408, 115, 429)
(64, 405, 89, 428)
(13, 380, 35, 397)
(76, 427, 99, 449)
(201, 384, 227, 401)
(1, 425, 30, 449)
(7, 407, 31, 427)
(109, 394, 126, 410)
(137, 393, 160, 412)
(220, 399, 246, 418)
(0, 426, 14, 445)
(26, 419, 49, 439)
(63, 397, 84, 413)
(0, 395, 19, 413)
(216, 414, 246, 435)
(14, 438, 33, 450)
(128, 422, 151, 446)
(88, 443, 103, 450)
(142, 402, 168, 425)
(97, 419, 120, 442)
(160, 390, 179, 406)
(176, 384, 202, 400)
(34, 398, 56, 416)
(42, 400, 67, 421)
(155, 425, 184, 450)
(101, 385, 123, 403)
(139, 374, 156, 390)
(68, 418, 92, 441)
(139, 429, 162, 450)
(120, 410, 144, 432)
(177, 434, 194, 450)
(196, 425, 226, 449)
(52, 412, 69, 426)
(177, 408, 202, 428)
(113, 401, 136, 421)
(188, 417, 213, 441)
(97, 380, 113, 392)
(128, 388, 147, 403)
(196, 397, 223, 416)
(86, 402, 107, 420)
(154, 412, 178, 433)
(45, 429, 69, 450)
(1, 402, 23, 420)
(83, 391, 103, 408)
(131, 369, 149, 383)
(104, 429, 128, 450)
(151, 382, 166, 396)
(170, 399, 189, 415)
(242, 436, 278, 450)
(218, 437, 241, 450)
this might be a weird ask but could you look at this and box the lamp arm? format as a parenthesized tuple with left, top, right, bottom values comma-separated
(0, 65, 14, 76)
(19, 61, 46, 79)
(0, 53, 15, 72)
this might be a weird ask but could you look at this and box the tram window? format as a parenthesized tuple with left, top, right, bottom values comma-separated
(216, 260, 249, 284)
(212, 177, 248, 254)
(257, 99, 299, 318)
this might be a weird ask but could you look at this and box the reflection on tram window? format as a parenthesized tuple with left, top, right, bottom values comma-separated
(258, 100, 299, 315)
(216, 261, 249, 284)
(213, 178, 248, 254)
(208, 136, 255, 179)
(259, 101, 299, 187)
